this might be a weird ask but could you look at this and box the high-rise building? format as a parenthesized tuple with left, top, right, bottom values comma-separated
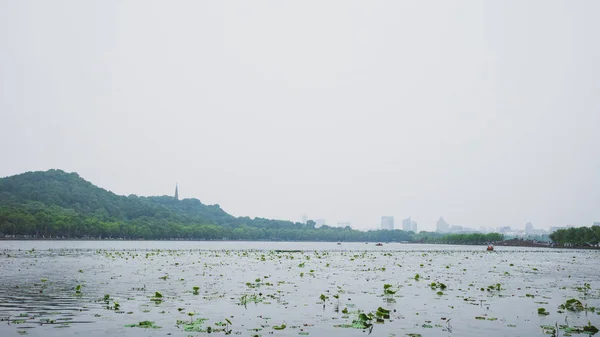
(402, 217, 411, 231)
(411, 220, 418, 233)
(301, 215, 308, 224)
(381, 216, 394, 230)
(174, 184, 179, 200)
(436, 217, 450, 233)
(315, 219, 326, 227)
(525, 222, 534, 233)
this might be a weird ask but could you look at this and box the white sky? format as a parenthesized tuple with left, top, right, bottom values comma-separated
(1, 1, 599, 231)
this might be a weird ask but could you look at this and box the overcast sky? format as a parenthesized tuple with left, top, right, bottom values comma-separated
(1, 1, 599, 231)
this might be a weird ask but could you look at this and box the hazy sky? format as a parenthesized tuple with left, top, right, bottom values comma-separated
(1, 1, 599, 231)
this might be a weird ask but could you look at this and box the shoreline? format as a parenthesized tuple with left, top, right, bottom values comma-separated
(1, 237, 598, 250)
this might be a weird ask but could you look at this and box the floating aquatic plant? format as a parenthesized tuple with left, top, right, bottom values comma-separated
(273, 323, 286, 330)
(383, 284, 397, 295)
(151, 291, 163, 304)
(375, 307, 390, 319)
(430, 282, 447, 290)
(177, 318, 208, 332)
(125, 321, 161, 329)
(239, 294, 263, 306)
(559, 298, 584, 312)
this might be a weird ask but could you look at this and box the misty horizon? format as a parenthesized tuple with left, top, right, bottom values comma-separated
(1, 1, 599, 232)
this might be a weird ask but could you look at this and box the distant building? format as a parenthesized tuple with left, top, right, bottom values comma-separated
(593, 222, 600, 227)
(301, 215, 308, 224)
(381, 216, 394, 230)
(337, 222, 351, 228)
(450, 225, 463, 233)
(550, 226, 567, 233)
(315, 219, 326, 227)
(436, 217, 450, 233)
(174, 184, 179, 200)
(446, 225, 479, 234)
(401, 218, 417, 232)
(402, 217, 412, 232)
(497, 226, 511, 233)
(525, 222, 534, 233)
(531, 228, 549, 235)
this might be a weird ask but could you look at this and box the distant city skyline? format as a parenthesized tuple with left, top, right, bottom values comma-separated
(300, 210, 598, 232)
(167, 187, 599, 232)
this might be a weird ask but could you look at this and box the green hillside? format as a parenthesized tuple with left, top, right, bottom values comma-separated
(0, 169, 503, 243)
(0, 170, 391, 241)
(0, 169, 230, 223)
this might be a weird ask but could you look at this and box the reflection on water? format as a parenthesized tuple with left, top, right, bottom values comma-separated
(0, 241, 599, 337)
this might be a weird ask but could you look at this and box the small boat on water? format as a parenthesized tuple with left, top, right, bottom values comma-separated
(375, 243, 383, 246)
(337, 242, 341, 245)
(487, 245, 494, 251)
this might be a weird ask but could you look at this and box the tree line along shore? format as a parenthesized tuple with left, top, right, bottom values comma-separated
(1, 169, 596, 247)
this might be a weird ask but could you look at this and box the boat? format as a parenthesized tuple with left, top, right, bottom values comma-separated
(375, 243, 383, 246)
(487, 245, 494, 251)
(337, 242, 341, 245)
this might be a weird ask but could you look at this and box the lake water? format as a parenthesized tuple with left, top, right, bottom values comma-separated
(1, 241, 599, 337)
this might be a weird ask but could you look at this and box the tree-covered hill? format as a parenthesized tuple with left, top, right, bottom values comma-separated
(0, 169, 503, 243)
(0, 169, 232, 225)
(0, 169, 392, 240)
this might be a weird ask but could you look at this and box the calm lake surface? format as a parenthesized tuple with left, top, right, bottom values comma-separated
(1, 241, 599, 337)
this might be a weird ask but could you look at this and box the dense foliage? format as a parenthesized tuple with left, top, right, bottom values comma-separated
(0, 170, 503, 244)
(549, 226, 600, 247)
(419, 232, 504, 245)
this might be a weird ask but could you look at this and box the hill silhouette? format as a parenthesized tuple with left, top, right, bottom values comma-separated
(0, 169, 418, 241)
(0, 169, 233, 225)
(1, 169, 504, 243)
